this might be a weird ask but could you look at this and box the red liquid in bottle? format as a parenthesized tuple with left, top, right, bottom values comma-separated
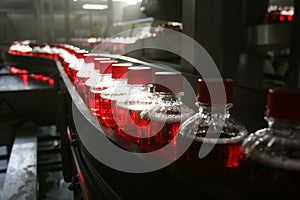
(140, 114, 181, 153)
(99, 98, 116, 128)
(142, 117, 182, 161)
(114, 106, 133, 138)
(139, 101, 194, 153)
(129, 109, 151, 143)
(138, 71, 195, 156)
(130, 110, 150, 127)
(113, 66, 153, 143)
(74, 63, 94, 101)
(114, 105, 149, 143)
(64, 62, 71, 78)
(88, 60, 118, 119)
(89, 86, 108, 118)
(89, 90, 101, 117)
(238, 156, 300, 198)
(181, 138, 246, 188)
(84, 73, 101, 108)
(89, 74, 113, 118)
(99, 62, 131, 128)
(147, 121, 180, 148)
(70, 68, 79, 84)
(85, 84, 92, 107)
(75, 77, 89, 100)
(239, 87, 300, 198)
(178, 118, 248, 191)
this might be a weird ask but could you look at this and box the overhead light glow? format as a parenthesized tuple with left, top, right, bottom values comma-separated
(82, 4, 108, 10)
(113, 0, 138, 5)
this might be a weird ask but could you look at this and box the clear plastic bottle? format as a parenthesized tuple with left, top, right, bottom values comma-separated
(84, 57, 111, 107)
(74, 53, 100, 99)
(69, 49, 88, 84)
(74, 60, 94, 100)
(140, 72, 195, 153)
(89, 59, 117, 118)
(241, 87, 300, 198)
(178, 78, 248, 188)
(99, 63, 132, 128)
(114, 66, 153, 143)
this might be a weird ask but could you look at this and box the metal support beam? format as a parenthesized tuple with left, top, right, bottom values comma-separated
(288, 0, 300, 88)
(2, 13, 20, 40)
(181, 0, 243, 79)
(41, 0, 45, 43)
(0, 13, 7, 41)
(64, 0, 71, 43)
(35, 0, 42, 43)
(181, 0, 196, 74)
(106, 0, 113, 37)
(49, 0, 55, 43)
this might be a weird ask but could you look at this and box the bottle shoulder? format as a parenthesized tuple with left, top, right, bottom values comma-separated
(116, 90, 154, 111)
(179, 113, 248, 144)
(140, 99, 195, 123)
(242, 128, 300, 171)
(100, 85, 130, 100)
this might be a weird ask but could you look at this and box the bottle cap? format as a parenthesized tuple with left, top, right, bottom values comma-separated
(93, 57, 111, 68)
(197, 78, 233, 105)
(128, 66, 152, 85)
(94, 59, 117, 74)
(112, 63, 132, 79)
(154, 72, 183, 93)
(76, 50, 88, 59)
(266, 87, 300, 121)
(84, 54, 97, 63)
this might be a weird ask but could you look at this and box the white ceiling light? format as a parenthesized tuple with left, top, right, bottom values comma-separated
(82, 4, 108, 10)
(113, 0, 138, 5)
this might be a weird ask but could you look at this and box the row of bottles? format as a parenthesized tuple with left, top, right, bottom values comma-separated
(178, 80, 300, 197)
(9, 40, 61, 60)
(60, 50, 300, 198)
(9, 41, 300, 198)
(60, 52, 196, 153)
(265, 5, 294, 23)
(8, 66, 55, 86)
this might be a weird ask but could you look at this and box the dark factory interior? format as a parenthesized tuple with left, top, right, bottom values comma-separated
(0, 0, 299, 199)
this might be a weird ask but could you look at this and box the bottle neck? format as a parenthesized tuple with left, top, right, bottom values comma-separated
(112, 78, 127, 87)
(99, 73, 112, 81)
(266, 117, 300, 134)
(129, 84, 151, 92)
(154, 92, 183, 102)
(197, 103, 232, 119)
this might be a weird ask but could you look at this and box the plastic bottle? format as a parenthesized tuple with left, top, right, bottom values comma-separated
(69, 49, 88, 84)
(140, 72, 195, 154)
(99, 63, 132, 128)
(74, 60, 94, 100)
(114, 66, 153, 143)
(241, 87, 300, 198)
(89, 59, 117, 118)
(178, 78, 248, 188)
(66, 49, 85, 84)
(84, 57, 111, 107)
